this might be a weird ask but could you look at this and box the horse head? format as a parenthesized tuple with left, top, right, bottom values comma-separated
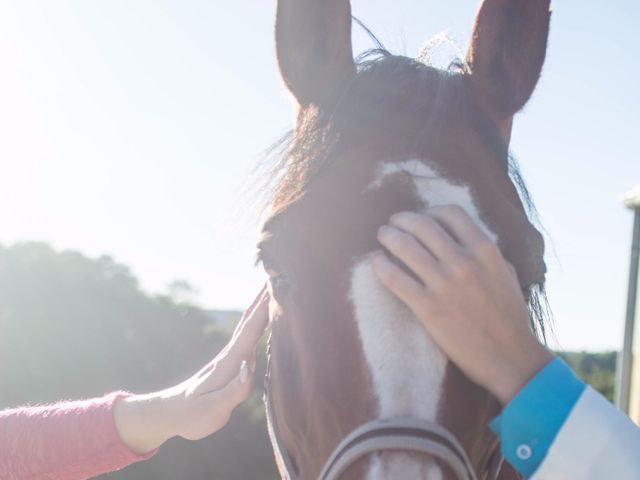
(259, 1, 551, 478)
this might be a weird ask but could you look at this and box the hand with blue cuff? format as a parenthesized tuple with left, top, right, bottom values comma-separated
(371, 205, 553, 405)
(372, 206, 640, 479)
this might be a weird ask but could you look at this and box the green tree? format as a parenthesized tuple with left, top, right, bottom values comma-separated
(558, 351, 617, 402)
(0, 242, 277, 480)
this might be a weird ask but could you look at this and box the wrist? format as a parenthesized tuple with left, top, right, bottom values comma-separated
(113, 394, 179, 455)
(492, 344, 554, 406)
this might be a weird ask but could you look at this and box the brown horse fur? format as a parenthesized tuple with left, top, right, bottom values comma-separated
(260, 1, 552, 478)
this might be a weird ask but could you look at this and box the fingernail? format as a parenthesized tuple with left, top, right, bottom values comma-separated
(377, 225, 393, 240)
(389, 212, 404, 223)
(239, 361, 249, 384)
(390, 211, 412, 222)
(371, 252, 392, 274)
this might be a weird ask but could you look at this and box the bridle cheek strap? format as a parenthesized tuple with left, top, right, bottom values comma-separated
(265, 389, 297, 480)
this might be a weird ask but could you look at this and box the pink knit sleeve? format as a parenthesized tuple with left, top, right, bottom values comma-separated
(0, 392, 156, 480)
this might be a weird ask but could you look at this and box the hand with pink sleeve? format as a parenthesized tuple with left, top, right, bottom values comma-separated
(113, 287, 269, 453)
(0, 288, 269, 480)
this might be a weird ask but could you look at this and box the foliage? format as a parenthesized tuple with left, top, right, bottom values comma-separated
(558, 351, 617, 402)
(0, 242, 278, 480)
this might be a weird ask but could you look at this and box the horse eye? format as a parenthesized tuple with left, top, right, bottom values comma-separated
(256, 247, 291, 297)
(261, 261, 283, 280)
(269, 273, 291, 298)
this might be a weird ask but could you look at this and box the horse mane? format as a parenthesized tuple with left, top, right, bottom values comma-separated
(260, 48, 465, 214)
(255, 30, 552, 342)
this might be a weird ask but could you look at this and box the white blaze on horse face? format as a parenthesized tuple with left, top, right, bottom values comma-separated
(349, 159, 497, 479)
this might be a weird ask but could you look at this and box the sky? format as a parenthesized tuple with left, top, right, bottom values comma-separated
(0, 0, 638, 351)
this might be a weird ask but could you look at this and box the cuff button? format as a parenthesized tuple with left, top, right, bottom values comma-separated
(516, 444, 533, 460)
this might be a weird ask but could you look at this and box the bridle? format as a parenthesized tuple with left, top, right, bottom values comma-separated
(264, 365, 505, 480)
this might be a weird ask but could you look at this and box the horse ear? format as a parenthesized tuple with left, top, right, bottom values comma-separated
(275, 0, 356, 107)
(466, 0, 551, 119)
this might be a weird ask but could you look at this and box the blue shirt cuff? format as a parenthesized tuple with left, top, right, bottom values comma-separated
(489, 357, 586, 478)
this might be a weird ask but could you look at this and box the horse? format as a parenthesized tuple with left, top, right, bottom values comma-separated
(258, 0, 551, 478)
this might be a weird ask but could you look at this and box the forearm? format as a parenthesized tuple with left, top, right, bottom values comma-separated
(0, 392, 154, 480)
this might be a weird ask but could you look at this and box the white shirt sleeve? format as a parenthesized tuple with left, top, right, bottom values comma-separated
(532, 386, 640, 479)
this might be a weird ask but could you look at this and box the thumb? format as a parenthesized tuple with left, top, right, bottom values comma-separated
(208, 360, 255, 412)
(178, 361, 256, 441)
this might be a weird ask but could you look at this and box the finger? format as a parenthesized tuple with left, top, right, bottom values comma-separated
(232, 284, 269, 339)
(377, 226, 442, 287)
(427, 205, 493, 249)
(506, 262, 518, 279)
(388, 211, 461, 262)
(211, 361, 255, 410)
(231, 289, 269, 355)
(372, 252, 426, 311)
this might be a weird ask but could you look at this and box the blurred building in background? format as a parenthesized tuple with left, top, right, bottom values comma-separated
(618, 186, 640, 424)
